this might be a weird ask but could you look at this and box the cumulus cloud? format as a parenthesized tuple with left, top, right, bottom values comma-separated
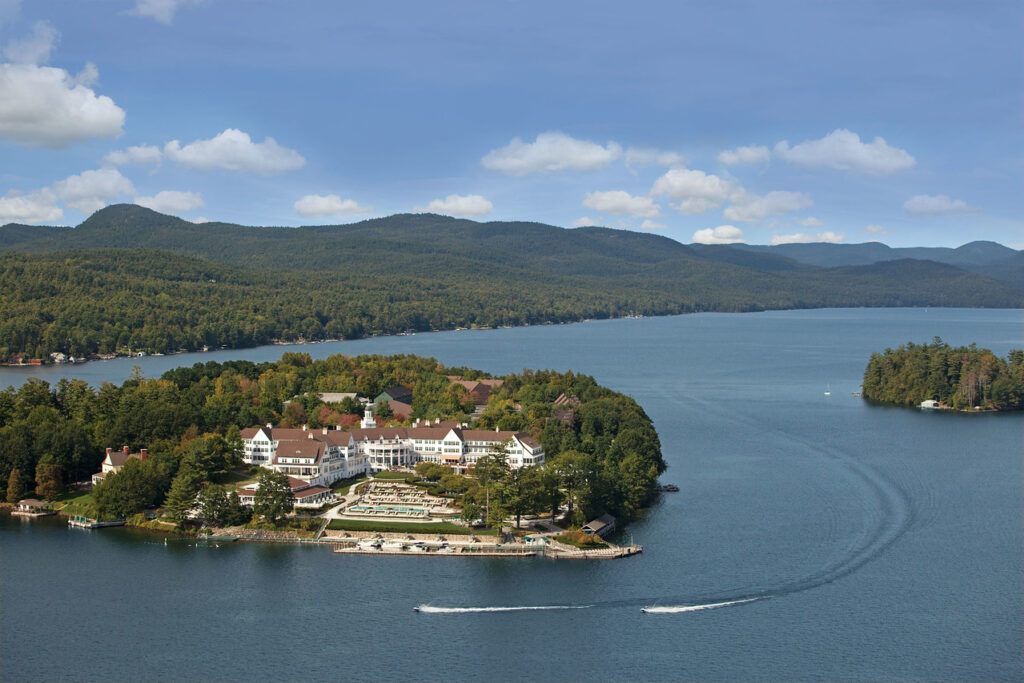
(572, 216, 599, 227)
(164, 128, 305, 175)
(724, 190, 812, 222)
(414, 194, 493, 218)
(3, 20, 58, 64)
(134, 190, 203, 214)
(481, 131, 622, 175)
(0, 188, 62, 223)
(796, 216, 824, 228)
(625, 147, 683, 170)
(864, 224, 888, 235)
(294, 194, 373, 217)
(130, 0, 200, 24)
(771, 231, 845, 245)
(718, 145, 770, 166)
(0, 63, 125, 147)
(104, 144, 162, 166)
(582, 190, 660, 218)
(650, 167, 735, 214)
(692, 225, 745, 244)
(903, 194, 970, 216)
(52, 168, 135, 213)
(774, 129, 915, 175)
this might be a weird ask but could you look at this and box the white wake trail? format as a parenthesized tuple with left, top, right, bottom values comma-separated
(416, 604, 592, 613)
(642, 598, 761, 613)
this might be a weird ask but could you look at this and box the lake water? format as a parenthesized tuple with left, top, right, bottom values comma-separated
(2, 308, 1022, 681)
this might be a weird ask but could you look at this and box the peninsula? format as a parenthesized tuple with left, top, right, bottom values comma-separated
(2, 352, 664, 552)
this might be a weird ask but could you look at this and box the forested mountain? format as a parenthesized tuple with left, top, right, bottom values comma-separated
(733, 240, 1019, 269)
(1, 205, 1021, 359)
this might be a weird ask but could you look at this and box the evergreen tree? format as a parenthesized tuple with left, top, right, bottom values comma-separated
(6, 467, 27, 504)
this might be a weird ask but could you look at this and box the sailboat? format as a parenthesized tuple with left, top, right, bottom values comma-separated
(824, 383, 831, 396)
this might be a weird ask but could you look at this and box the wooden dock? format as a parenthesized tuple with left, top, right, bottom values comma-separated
(67, 515, 125, 529)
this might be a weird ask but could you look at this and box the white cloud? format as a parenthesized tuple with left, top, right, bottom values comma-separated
(294, 194, 373, 217)
(3, 20, 58, 64)
(724, 190, 812, 222)
(771, 231, 845, 245)
(582, 190, 660, 218)
(52, 168, 135, 214)
(692, 225, 745, 244)
(774, 129, 915, 175)
(797, 216, 824, 228)
(572, 216, 599, 227)
(650, 167, 735, 214)
(0, 63, 125, 147)
(625, 147, 683, 170)
(718, 145, 770, 166)
(903, 194, 971, 216)
(134, 190, 203, 214)
(481, 131, 622, 175)
(865, 224, 888, 235)
(104, 144, 162, 166)
(414, 194, 493, 218)
(164, 128, 306, 175)
(130, 0, 200, 24)
(638, 219, 667, 230)
(0, 188, 62, 223)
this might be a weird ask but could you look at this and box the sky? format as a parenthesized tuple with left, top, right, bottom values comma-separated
(0, 0, 1021, 248)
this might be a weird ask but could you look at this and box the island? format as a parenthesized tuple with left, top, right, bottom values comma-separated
(862, 338, 1024, 411)
(1, 352, 664, 557)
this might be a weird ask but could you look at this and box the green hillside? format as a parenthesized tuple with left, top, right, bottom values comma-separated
(1, 205, 1021, 359)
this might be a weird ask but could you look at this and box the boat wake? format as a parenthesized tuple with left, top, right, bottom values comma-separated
(415, 604, 591, 614)
(641, 598, 761, 614)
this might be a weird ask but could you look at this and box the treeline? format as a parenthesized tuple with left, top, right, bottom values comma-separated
(1, 353, 665, 524)
(2, 204, 1021, 359)
(862, 338, 1024, 410)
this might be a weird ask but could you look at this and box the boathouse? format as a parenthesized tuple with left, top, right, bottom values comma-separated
(582, 514, 616, 538)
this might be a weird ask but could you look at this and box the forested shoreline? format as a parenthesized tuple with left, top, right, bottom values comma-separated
(1, 353, 665, 529)
(862, 339, 1024, 411)
(2, 205, 1022, 360)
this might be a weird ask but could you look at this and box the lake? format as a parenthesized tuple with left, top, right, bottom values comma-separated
(2, 308, 1022, 681)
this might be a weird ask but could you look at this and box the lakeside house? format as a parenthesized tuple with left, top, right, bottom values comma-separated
(92, 446, 148, 485)
(235, 476, 334, 509)
(582, 514, 617, 538)
(240, 406, 544, 486)
(12, 498, 55, 516)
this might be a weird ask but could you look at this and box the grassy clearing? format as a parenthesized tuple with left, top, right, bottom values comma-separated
(371, 471, 417, 481)
(554, 531, 608, 549)
(57, 491, 99, 518)
(332, 475, 368, 496)
(327, 519, 497, 535)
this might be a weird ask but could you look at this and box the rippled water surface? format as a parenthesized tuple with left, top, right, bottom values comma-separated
(2, 309, 1021, 681)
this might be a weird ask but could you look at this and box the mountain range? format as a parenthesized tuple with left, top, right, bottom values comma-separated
(1, 205, 1020, 358)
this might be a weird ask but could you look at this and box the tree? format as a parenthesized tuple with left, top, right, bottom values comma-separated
(6, 467, 27, 504)
(502, 465, 540, 528)
(197, 483, 229, 526)
(164, 468, 201, 526)
(253, 469, 294, 524)
(34, 455, 63, 500)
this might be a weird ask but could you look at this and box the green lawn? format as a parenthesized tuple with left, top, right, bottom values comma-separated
(371, 471, 417, 481)
(57, 491, 99, 518)
(332, 475, 368, 496)
(326, 519, 497, 535)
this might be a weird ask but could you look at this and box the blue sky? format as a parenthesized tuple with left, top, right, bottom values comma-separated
(0, 0, 1021, 248)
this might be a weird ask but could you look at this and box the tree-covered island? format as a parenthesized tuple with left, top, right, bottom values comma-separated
(862, 338, 1024, 411)
(1, 353, 665, 543)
